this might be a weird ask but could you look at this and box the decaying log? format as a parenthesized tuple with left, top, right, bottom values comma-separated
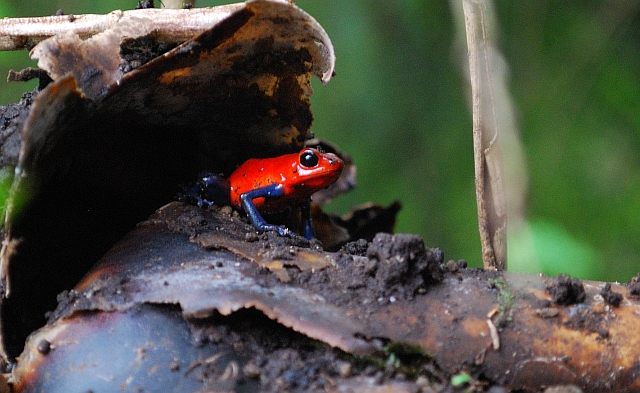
(0, 0, 337, 362)
(2, 2, 640, 392)
(6, 202, 640, 392)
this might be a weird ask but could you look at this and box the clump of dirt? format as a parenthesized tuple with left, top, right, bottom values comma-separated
(284, 233, 444, 309)
(341, 238, 369, 256)
(600, 283, 622, 307)
(627, 273, 640, 296)
(546, 274, 586, 305)
(444, 259, 468, 273)
(541, 276, 613, 339)
(366, 233, 444, 297)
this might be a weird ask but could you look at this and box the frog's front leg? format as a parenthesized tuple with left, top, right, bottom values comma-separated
(300, 202, 315, 240)
(239, 184, 290, 237)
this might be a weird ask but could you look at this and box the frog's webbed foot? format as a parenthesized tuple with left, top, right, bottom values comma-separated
(247, 221, 289, 237)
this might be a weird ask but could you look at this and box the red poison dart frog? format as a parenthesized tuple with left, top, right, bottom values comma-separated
(187, 148, 344, 239)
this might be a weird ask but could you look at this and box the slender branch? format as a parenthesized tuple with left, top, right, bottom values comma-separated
(463, 0, 507, 270)
(0, 6, 243, 51)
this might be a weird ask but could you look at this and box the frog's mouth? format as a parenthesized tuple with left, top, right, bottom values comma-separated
(299, 153, 344, 189)
(303, 170, 342, 189)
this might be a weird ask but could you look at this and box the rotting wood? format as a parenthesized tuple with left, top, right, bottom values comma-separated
(1, 2, 638, 391)
(10, 202, 640, 392)
(0, 0, 337, 364)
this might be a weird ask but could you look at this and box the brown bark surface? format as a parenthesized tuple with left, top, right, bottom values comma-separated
(10, 202, 640, 392)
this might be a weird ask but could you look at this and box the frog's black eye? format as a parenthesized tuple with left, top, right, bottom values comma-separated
(300, 150, 319, 168)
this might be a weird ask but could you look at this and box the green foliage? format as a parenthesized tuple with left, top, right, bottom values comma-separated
(0, 168, 12, 222)
(344, 341, 435, 379)
(487, 277, 515, 325)
(1, 0, 638, 282)
(0, 1, 9, 17)
(450, 371, 471, 387)
(509, 219, 600, 280)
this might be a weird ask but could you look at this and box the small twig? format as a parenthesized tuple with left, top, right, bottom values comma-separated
(486, 307, 500, 350)
(462, 0, 507, 270)
(0, 6, 243, 51)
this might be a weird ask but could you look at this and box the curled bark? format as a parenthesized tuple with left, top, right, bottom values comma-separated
(9, 202, 640, 392)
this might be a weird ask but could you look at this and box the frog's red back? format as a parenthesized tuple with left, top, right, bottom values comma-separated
(228, 148, 343, 213)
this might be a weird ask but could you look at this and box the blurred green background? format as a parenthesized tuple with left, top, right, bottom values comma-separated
(1, 0, 639, 282)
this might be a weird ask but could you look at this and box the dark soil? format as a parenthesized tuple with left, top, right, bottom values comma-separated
(546, 274, 586, 305)
(545, 275, 613, 340)
(283, 233, 444, 309)
(627, 273, 640, 296)
(188, 308, 449, 393)
(600, 283, 622, 307)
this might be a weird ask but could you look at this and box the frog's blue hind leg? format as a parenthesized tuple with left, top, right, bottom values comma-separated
(239, 184, 289, 237)
(199, 175, 231, 207)
(182, 174, 231, 207)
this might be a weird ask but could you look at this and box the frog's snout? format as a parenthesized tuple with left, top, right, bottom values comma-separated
(325, 153, 343, 168)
